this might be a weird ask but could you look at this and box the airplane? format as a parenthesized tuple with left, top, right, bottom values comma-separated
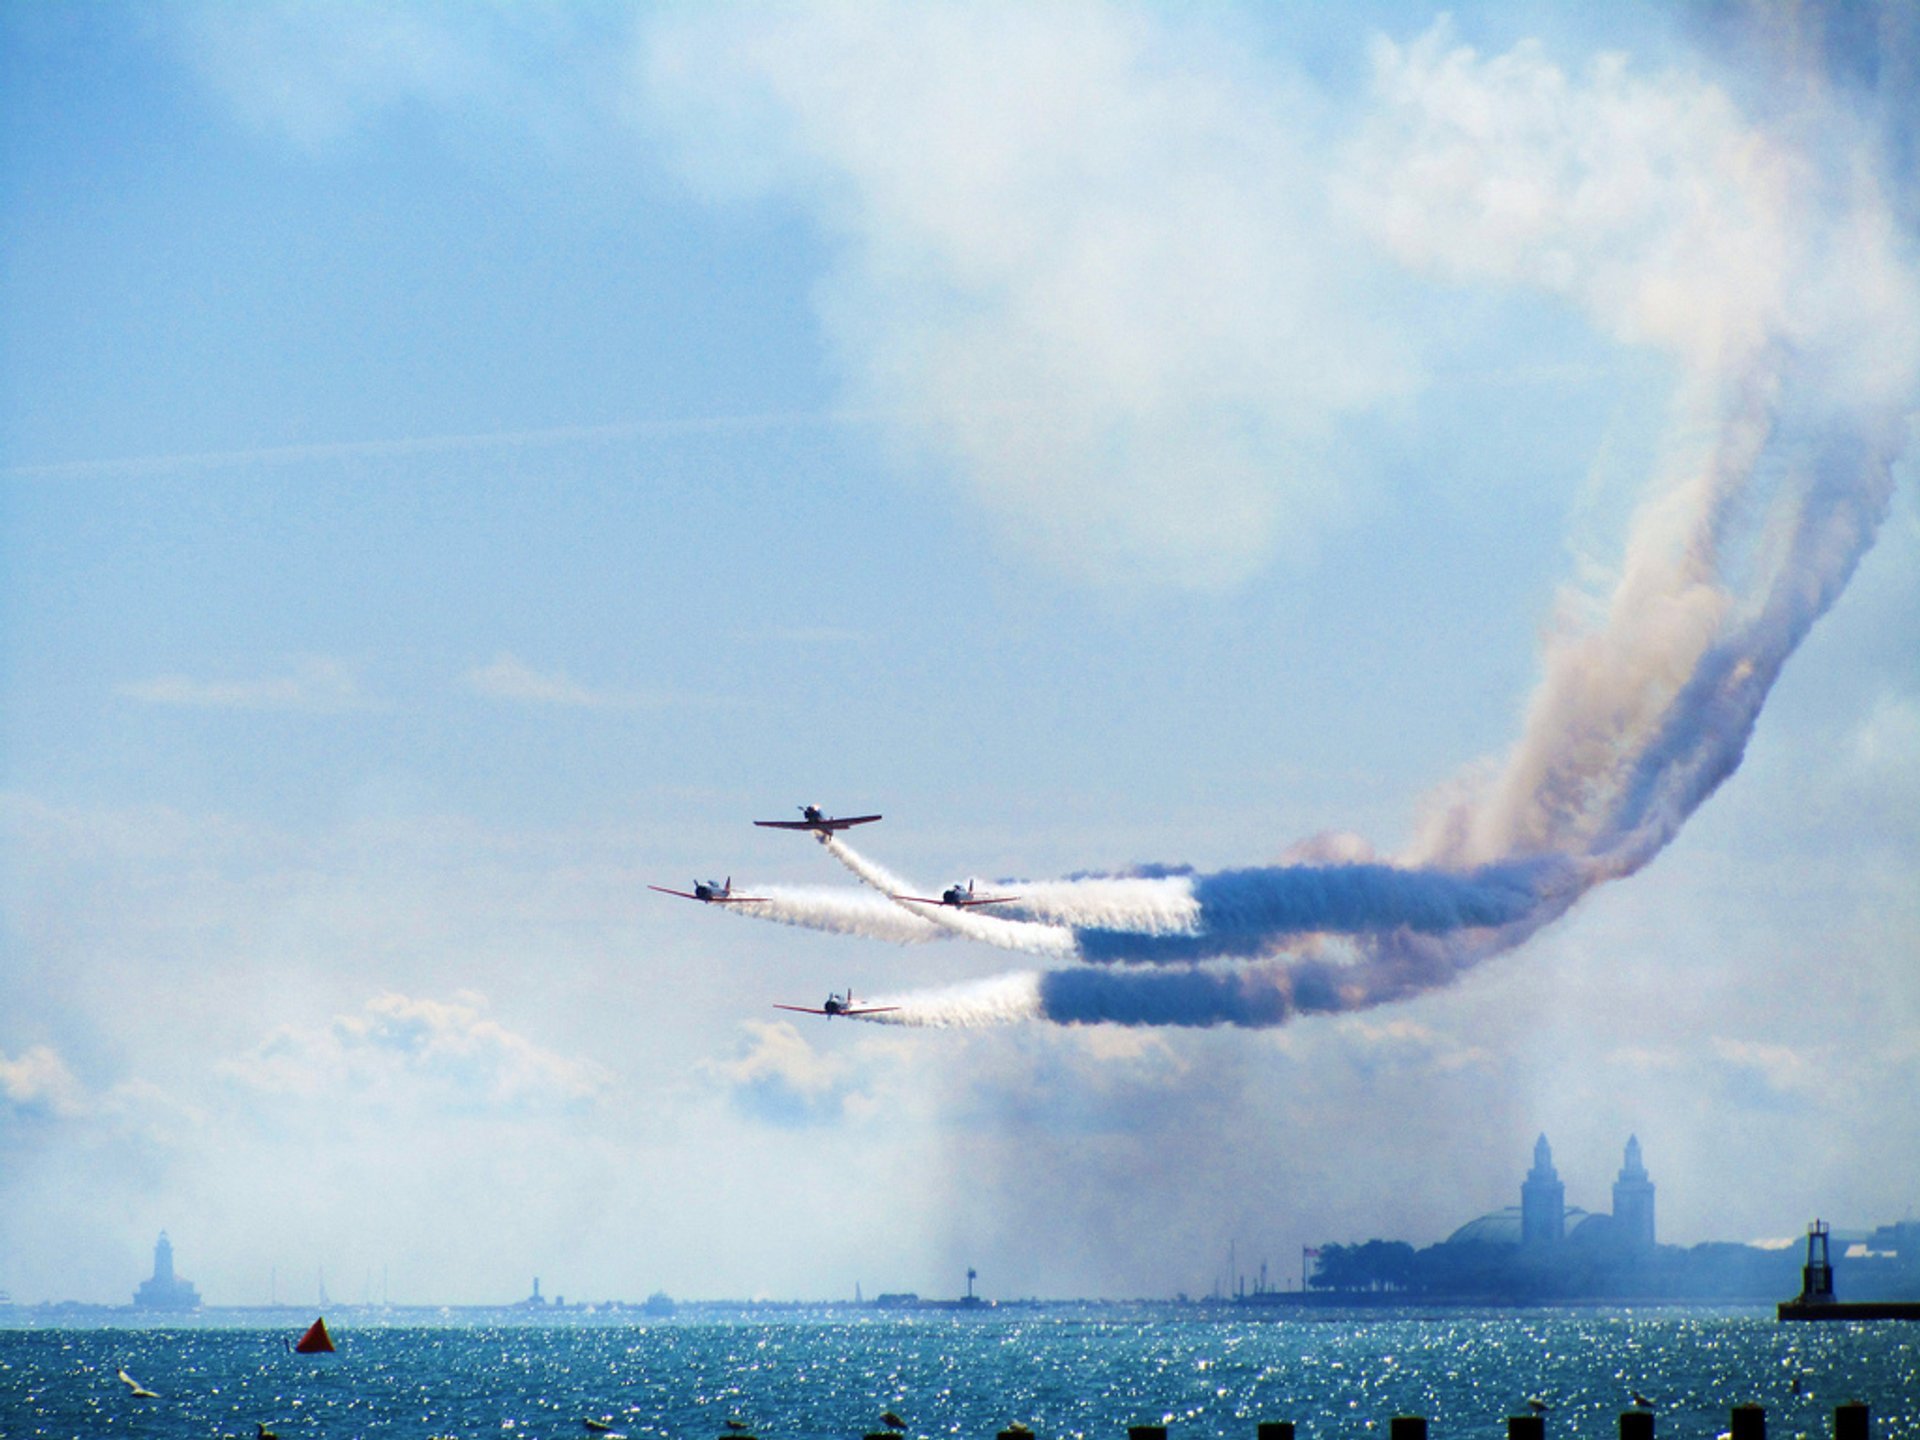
(754, 804, 882, 835)
(891, 878, 1017, 909)
(647, 877, 765, 904)
(773, 989, 899, 1019)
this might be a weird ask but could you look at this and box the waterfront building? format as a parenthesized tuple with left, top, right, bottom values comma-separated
(1443, 1136, 1657, 1254)
(1521, 1134, 1566, 1244)
(132, 1231, 202, 1311)
(1612, 1135, 1657, 1250)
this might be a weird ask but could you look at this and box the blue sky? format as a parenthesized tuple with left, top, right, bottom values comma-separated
(3, 2, 1916, 1306)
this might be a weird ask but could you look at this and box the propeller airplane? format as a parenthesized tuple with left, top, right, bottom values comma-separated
(754, 804, 882, 835)
(647, 877, 764, 904)
(892, 878, 1017, 909)
(774, 989, 899, 1019)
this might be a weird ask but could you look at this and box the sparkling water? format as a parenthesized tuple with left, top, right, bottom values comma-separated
(2, 1307, 1913, 1440)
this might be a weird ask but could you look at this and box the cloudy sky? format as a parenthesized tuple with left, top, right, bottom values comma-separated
(3, 1, 1915, 1306)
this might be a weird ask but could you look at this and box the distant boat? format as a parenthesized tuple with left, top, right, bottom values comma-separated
(293, 1317, 335, 1354)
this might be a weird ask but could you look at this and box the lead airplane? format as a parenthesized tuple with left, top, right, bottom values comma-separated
(647, 877, 765, 904)
(754, 804, 882, 835)
(774, 988, 899, 1019)
(892, 878, 1018, 909)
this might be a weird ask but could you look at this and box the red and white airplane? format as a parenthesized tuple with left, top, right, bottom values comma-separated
(892, 878, 1018, 909)
(647, 877, 765, 904)
(754, 804, 883, 835)
(774, 989, 899, 1019)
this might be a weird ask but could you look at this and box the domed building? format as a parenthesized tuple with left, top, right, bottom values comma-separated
(1443, 1136, 1655, 1254)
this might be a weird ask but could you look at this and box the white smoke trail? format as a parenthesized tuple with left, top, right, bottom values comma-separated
(860, 971, 1046, 1029)
(1005, 874, 1201, 933)
(821, 836, 1080, 958)
(731, 886, 947, 945)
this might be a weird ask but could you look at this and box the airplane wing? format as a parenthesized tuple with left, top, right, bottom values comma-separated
(771, 1003, 901, 1016)
(891, 893, 1019, 908)
(754, 814, 883, 831)
(647, 886, 768, 903)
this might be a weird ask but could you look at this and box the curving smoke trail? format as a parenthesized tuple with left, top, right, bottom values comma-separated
(820, 835, 1079, 958)
(704, 8, 1917, 1031)
(740, 836, 1570, 965)
(889, 17, 1914, 1029)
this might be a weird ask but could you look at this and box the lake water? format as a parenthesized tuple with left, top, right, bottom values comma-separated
(1, 1307, 1914, 1440)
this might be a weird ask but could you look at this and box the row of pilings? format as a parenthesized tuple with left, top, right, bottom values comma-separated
(1116, 1409, 1875, 1440)
(839, 1406, 1878, 1440)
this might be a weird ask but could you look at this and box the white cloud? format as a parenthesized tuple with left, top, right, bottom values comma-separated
(171, 2, 625, 155)
(642, 5, 1415, 589)
(0, 1044, 88, 1119)
(1334, 1015, 1497, 1076)
(1707, 1034, 1818, 1110)
(1847, 691, 1920, 793)
(118, 656, 369, 712)
(702, 1019, 869, 1127)
(222, 991, 611, 1113)
(465, 652, 607, 707)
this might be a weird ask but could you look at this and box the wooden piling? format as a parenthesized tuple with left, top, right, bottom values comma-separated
(1620, 1410, 1654, 1440)
(1256, 1424, 1294, 1440)
(1730, 1406, 1765, 1440)
(1389, 1418, 1427, 1440)
(1129, 1426, 1168, 1440)
(1508, 1415, 1544, 1440)
(1833, 1403, 1868, 1440)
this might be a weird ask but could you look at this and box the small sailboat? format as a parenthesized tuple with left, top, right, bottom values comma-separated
(293, 1316, 335, 1354)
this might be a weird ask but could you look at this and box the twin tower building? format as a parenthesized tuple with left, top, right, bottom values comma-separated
(1521, 1133, 1656, 1248)
(1444, 1134, 1657, 1252)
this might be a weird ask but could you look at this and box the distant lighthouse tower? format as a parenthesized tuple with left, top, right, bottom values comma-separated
(1521, 1135, 1566, 1245)
(133, 1231, 202, 1310)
